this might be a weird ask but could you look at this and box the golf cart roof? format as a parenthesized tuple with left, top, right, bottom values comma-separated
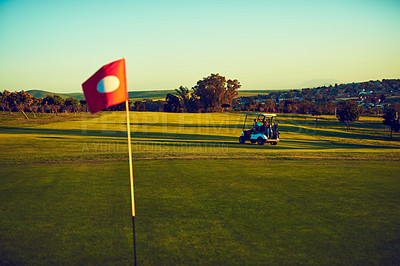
(245, 113, 277, 117)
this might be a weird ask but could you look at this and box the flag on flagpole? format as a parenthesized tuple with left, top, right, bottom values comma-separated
(82, 58, 128, 114)
(82, 58, 137, 264)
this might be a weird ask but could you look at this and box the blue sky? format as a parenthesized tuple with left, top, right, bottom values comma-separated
(0, 0, 399, 93)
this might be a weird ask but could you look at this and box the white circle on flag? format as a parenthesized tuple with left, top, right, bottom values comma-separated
(97, 75, 120, 93)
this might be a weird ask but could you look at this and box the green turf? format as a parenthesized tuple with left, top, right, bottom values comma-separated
(1, 160, 399, 265)
(0, 111, 399, 264)
(1, 112, 399, 166)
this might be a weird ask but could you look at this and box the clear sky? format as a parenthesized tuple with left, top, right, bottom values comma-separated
(1, 0, 399, 93)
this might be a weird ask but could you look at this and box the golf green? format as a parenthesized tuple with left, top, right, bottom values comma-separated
(1, 159, 399, 265)
(1, 111, 399, 264)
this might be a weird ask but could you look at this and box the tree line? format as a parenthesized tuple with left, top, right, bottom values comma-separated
(0, 73, 240, 118)
(163, 73, 239, 113)
(1, 73, 399, 138)
(236, 98, 334, 115)
(0, 90, 86, 118)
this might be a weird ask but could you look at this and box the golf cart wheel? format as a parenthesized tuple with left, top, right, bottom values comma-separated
(239, 136, 245, 144)
(270, 141, 277, 145)
(257, 137, 265, 145)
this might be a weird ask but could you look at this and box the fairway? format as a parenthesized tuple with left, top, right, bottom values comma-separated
(1, 111, 400, 265)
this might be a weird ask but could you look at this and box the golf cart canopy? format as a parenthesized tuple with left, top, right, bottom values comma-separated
(242, 113, 278, 131)
(245, 113, 277, 117)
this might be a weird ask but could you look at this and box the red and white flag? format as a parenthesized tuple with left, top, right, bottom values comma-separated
(82, 58, 128, 114)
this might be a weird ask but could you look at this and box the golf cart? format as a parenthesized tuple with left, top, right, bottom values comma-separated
(239, 113, 280, 145)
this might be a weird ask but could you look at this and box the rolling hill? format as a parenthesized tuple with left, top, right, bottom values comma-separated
(26, 89, 274, 101)
(26, 90, 86, 100)
(26, 89, 178, 101)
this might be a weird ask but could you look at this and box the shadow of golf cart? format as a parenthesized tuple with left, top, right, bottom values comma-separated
(239, 113, 280, 145)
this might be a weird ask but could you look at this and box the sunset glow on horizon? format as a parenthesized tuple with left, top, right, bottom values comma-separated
(0, 0, 399, 93)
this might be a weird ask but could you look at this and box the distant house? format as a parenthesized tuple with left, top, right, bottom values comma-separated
(359, 90, 372, 95)
(335, 96, 360, 102)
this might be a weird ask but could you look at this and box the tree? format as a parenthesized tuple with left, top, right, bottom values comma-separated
(175, 86, 190, 112)
(0, 90, 12, 113)
(64, 97, 80, 113)
(320, 101, 335, 114)
(8, 91, 33, 119)
(30, 97, 42, 116)
(336, 101, 360, 131)
(79, 99, 88, 112)
(52, 95, 65, 113)
(225, 79, 240, 106)
(297, 100, 314, 114)
(186, 93, 201, 113)
(282, 100, 298, 113)
(382, 105, 400, 138)
(164, 94, 181, 113)
(42, 95, 64, 114)
(20, 91, 33, 118)
(133, 101, 146, 111)
(142, 100, 164, 112)
(245, 99, 259, 111)
(264, 99, 276, 113)
(192, 73, 240, 112)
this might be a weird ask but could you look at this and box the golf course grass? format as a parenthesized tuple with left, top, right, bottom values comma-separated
(1, 111, 399, 265)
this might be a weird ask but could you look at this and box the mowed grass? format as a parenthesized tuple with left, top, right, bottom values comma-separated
(1, 160, 399, 265)
(1, 111, 399, 165)
(0, 111, 400, 264)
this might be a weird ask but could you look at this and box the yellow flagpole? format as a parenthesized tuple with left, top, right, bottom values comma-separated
(126, 100, 135, 216)
(125, 99, 136, 265)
